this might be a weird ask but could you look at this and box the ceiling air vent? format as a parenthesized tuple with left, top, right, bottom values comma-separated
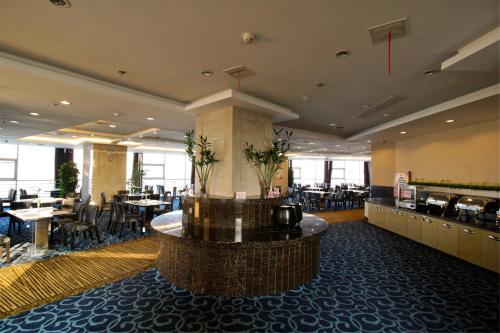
(223, 65, 255, 80)
(49, 0, 71, 8)
(367, 17, 408, 44)
(353, 95, 405, 119)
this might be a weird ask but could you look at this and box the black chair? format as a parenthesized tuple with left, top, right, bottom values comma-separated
(63, 204, 101, 249)
(154, 193, 173, 216)
(117, 190, 129, 195)
(110, 202, 143, 238)
(51, 201, 87, 245)
(0, 189, 16, 208)
(99, 192, 111, 217)
(156, 185, 165, 195)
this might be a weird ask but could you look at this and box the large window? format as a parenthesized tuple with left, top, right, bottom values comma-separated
(127, 151, 192, 193)
(291, 158, 366, 187)
(0, 143, 56, 197)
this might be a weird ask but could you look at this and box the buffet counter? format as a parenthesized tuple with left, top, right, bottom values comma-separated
(365, 198, 499, 273)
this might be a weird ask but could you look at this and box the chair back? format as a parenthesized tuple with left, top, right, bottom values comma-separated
(83, 205, 99, 226)
(172, 187, 177, 197)
(117, 190, 129, 195)
(157, 185, 164, 195)
(100, 192, 107, 205)
(7, 189, 14, 201)
(0, 199, 4, 213)
(115, 202, 126, 223)
(336, 191, 344, 200)
(149, 194, 160, 200)
(19, 189, 27, 198)
(11, 201, 31, 210)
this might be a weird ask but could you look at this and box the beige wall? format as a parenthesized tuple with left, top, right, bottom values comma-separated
(371, 141, 396, 186)
(195, 106, 272, 197)
(371, 120, 500, 186)
(395, 120, 499, 184)
(91, 144, 127, 203)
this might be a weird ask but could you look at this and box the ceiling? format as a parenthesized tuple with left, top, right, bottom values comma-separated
(0, 0, 498, 155)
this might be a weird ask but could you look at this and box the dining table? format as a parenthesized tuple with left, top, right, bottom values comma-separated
(6, 207, 73, 254)
(14, 197, 64, 205)
(124, 199, 172, 231)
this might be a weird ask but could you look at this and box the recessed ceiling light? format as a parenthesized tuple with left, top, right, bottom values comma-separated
(366, 140, 372, 143)
(383, 113, 390, 117)
(9, 120, 19, 124)
(296, 146, 301, 149)
(308, 142, 315, 145)
(30, 112, 39, 116)
(60, 100, 71, 105)
(109, 124, 117, 128)
(335, 50, 351, 58)
(72, 135, 78, 138)
(201, 70, 213, 76)
(146, 117, 154, 121)
(446, 119, 455, 123)
(362, 104, 372, 108)
(400, 131, 407, 134)
(423, 69, 440, 76)
(153, 131, 158, 134)
(329, 123, 336, 126)
(49, 0, 71, 8)
(90, 134, 95, 136)
(335, 144, 341, 147)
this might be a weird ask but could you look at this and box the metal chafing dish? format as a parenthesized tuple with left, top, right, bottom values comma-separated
(426, 192, 459, 217)
(456, 196, 499, 225)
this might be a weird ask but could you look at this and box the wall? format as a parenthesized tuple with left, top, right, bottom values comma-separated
(371, 141, 396, 186)
(396, 120, 499, 184)
(91, 144, 127, 203)
(371, 119, 500, 187)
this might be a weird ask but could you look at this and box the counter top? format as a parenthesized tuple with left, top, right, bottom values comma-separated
(365, 198, 499, 233)
(151, 210, 329, 245)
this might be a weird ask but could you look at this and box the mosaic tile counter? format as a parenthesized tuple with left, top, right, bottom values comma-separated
(151, 198, 328, 297)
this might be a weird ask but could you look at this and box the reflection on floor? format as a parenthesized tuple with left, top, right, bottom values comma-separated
(313, 207, 365, 224)
(1, 220, 498, 332)
(0, 236, 160, 319)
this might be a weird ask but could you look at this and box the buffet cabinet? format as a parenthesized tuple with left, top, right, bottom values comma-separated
(366, 203, 500, 273)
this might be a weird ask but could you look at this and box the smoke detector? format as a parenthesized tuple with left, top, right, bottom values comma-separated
(49, 0, 71, 7)
(367, 17, 408, 44)
(242, 32, 256, 44)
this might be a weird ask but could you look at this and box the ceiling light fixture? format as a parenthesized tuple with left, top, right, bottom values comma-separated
(9, 120, 19, 124)
(335, 144, 341, 147)
(400, 131, 407, 134)
(362, 104, 373, 108)
(446, 119, 455, 123)
(335, 50, 351, 58)
(30, 112, 39, 116)
(308, 142, 315, 145)
(146, 117, 154, 121)
(366, 140, 372, 143)
(423, 70, 440, 76)
(329, 123, 336, 126)
(109, 124, 117, 128)
(383, 113, 390, 117)
(296, 146, 301, 149)
(60, 100, 71, 105)
(201, 70, 213, 76)
(49, 0, 71, 7)
(153, 131, 158, 134)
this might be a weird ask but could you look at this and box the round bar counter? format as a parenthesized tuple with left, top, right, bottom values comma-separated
(151, 209, 328, 297)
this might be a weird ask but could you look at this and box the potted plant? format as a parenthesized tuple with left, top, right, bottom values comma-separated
(244, 129, 292, 198)
(58, 161, 79, 198)
(185, 130, 218, 196)
(128, 167, 146, 194)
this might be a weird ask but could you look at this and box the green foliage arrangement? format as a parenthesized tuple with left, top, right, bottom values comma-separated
(185, 130, 218, 195)
(408, 180, 500, 191)
(244, 129, 293, 197)
(58, 161, 79, 198)
(128, 167, 146, 193)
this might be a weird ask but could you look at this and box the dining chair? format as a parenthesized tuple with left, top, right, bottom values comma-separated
(112, 202, 144, 237)
(0, 234, 11, 264)
(154, 193, 173, 216)
(63, 204, 101, 249)
(156, 185, 165, 195)
(8, 201, 31, 236)
(99, 192, 111, 217)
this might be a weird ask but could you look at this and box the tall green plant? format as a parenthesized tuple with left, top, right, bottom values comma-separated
(128, 167, 146, 193)
(58, 161, 79, 198)
(244, 129, 292, 197)
(185, 130, 218, 195)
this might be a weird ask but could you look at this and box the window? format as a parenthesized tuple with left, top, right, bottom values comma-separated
(290, 158, 366, 186)
(143, 164, 164, 179)
(331, 168, 344, 179)
(0, 159, 16, 180)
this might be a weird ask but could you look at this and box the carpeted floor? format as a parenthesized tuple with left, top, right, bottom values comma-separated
(0, 220, 498, 333)
(0, 236, 160, 319)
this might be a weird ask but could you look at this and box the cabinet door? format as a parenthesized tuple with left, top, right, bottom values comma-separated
(480, 231, 500, 273)
(421, 216, 438, 249)
(457, 226, 481, 266)
(366, 204, 374, 224)
(407, 213, 422, 243)
(438, 221, 458, 256)
(395, 211, 408, 237)
(383, 208, 396, 232)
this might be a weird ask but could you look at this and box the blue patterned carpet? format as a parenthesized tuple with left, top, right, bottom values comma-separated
(0, 220, 498, 332)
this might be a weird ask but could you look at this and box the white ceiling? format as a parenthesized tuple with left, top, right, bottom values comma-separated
(0, 0, 498, 154)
